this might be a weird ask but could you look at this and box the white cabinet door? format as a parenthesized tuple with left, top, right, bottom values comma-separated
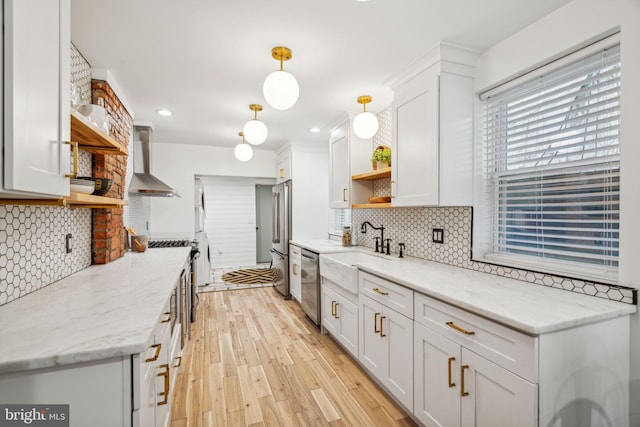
(359, 294, 386, 377)
(414, 322, 461, 427)
(360, 293, 413, 410)
(289, 245, 302, 302)
(383, 304, 414, 410)
(2, 0, 70, 196)
(391, 66, 439, 206)
(335, 295, 358, 358)
(276, 148, 291, 183)
(329, 129, 349, 208)
(460, 348, 537, 427)
(322, 284, 340, 336)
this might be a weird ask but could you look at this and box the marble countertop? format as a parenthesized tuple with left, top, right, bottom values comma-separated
(320, 248, 636, 335)
(0, 247, 191, 375)
(289, 239, 356, 254)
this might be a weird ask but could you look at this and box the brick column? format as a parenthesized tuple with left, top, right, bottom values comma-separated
(91, 80, 132, 264)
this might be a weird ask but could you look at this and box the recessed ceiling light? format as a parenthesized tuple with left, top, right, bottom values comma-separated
(309, 127, 321, 133)
(156, 109, 172, 116)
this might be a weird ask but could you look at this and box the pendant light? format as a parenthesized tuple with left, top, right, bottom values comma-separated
(234, 132, 253, 162)
(263, 46, 299, 111)
(352, 95, 379, 139)
(243, 104, 268, 145)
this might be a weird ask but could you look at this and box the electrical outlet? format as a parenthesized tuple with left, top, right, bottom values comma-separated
(66, 234, 73, 253)
(432, 228, 444, 244)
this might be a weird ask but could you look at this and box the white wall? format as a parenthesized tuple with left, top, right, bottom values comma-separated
(473, 0, 640, 423)
(288, 141, 329, 240)
(147, 143, 277, 238)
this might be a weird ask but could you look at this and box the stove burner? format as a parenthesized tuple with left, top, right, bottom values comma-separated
(148, 239, 192, 248)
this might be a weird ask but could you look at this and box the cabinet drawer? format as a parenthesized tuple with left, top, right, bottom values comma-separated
(359, 271, 413, 318)
(414, 293, 537, 382)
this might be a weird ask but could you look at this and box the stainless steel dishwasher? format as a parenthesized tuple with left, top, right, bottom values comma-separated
(300, 249, 320, 326)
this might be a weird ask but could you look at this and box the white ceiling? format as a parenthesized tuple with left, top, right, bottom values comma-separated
(70, 0, 572, 151)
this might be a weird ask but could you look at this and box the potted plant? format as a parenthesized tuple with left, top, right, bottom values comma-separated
(371, 145, 391, 170)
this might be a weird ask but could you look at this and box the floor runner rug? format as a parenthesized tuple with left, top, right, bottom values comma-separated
(221, 268, 275, 285)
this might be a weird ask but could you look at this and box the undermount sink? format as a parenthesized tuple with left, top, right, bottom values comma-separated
(319, 250, 390, 294)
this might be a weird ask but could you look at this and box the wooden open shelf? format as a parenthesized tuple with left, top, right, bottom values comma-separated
(70, 109, 128, 156)
(0, 192, 128, 209)
(351, 167, 391, 181)
(352, 203, 393, 209)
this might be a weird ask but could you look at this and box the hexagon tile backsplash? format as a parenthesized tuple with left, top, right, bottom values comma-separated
(352, 207, 636, 305)
(0, 206, 92, 306)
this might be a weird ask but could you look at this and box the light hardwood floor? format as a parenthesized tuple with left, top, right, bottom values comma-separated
(170, 286, 418, 427)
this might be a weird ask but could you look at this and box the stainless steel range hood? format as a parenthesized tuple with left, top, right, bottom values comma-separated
(129, 125, 180, 197)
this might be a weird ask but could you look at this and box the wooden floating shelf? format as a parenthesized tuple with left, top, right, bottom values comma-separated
(351, 167, 391, 181)
(351, 203, 393, 209)
(0, 192, 128, 209)
(70, 110, 128, 156)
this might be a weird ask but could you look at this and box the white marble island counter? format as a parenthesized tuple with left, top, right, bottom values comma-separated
(289, 238, 356, 253)
(0, 247, 191, 375)
(320, 248, 636, 335)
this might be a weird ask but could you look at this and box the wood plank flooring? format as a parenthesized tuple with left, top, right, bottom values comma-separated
(170, 286, 417, 427)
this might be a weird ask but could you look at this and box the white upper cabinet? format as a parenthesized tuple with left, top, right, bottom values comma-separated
(328, 118, 375, 208)
(1, 0, 71, 197)
(391, 43, 478, 207)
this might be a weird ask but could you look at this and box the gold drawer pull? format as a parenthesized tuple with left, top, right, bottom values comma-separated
(158, 363, 170, 405)
(460, 365, 469, 397)
(173, 356, 182, 368)
(334, 303, 340, 319)
(446, 321, 475, 336)
(447, 357, 456, 388)
(161, 312, 171, 323)
(145, 343, 161, 362)
(331, 301, 336, 317)
(379, 316, 386, 337)
(65, 141, 79, 178)
(374, 312, 380, 333)
(373, 287, 389, 296)
(343, 188, 347, 202)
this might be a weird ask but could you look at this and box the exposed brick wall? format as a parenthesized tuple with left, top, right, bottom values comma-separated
(91, 80, 132, 264)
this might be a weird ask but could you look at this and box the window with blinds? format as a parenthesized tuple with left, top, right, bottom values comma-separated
(481, 42, 620, 278)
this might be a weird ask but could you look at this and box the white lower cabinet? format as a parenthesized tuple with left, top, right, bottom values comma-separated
(359, 292, 413, 410)
(321, 281, 358, 358)
(289, 244, 302, 302)
(414, 322, 536, 427)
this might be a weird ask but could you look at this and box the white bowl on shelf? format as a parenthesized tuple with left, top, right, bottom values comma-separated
(77, 104, 109, 134)
(70, 179, 95, 194)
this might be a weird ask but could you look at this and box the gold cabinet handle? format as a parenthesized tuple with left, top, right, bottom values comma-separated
(373, 287, 389, 296)
(446, 321, 475, 336)
(157, 363, 170, 405)
(331, 301, 336, 317)
(161, 312, 171, 323)
(293, 264, 298, 275)
(145, 343, 162, 362)
(460, 365, 469, 397)
(390, 180, 395, 198)
(173, 356, 182, 368)
(374, 312, 380, 334)
(343, 188, 347, 202)
(65, 141, 79, 178)
(447, 357, 456, 388)
(379, 316, 386, 337)
(334, 303, 340, 319)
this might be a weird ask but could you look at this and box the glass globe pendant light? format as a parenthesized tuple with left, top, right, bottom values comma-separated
(352, 95, 379, 139)
(234, 132, 253, 162)
(242, 104, 268, 145)
(263, 46, 299, 111)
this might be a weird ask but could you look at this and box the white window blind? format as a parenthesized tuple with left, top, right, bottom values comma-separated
(481, 42, 620, 279)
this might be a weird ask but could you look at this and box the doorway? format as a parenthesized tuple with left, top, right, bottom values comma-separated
(255, 184, 273, 263)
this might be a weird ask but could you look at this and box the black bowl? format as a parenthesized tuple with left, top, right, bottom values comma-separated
(78, 177, 113, 196)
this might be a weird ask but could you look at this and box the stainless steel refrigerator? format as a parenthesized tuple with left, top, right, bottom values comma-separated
(271, 180, 292, 299)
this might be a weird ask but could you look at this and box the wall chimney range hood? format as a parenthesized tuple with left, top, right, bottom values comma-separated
(129, 125, 180, 197)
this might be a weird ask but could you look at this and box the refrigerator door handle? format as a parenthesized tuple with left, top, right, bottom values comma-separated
(272, 192, 280, 244)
